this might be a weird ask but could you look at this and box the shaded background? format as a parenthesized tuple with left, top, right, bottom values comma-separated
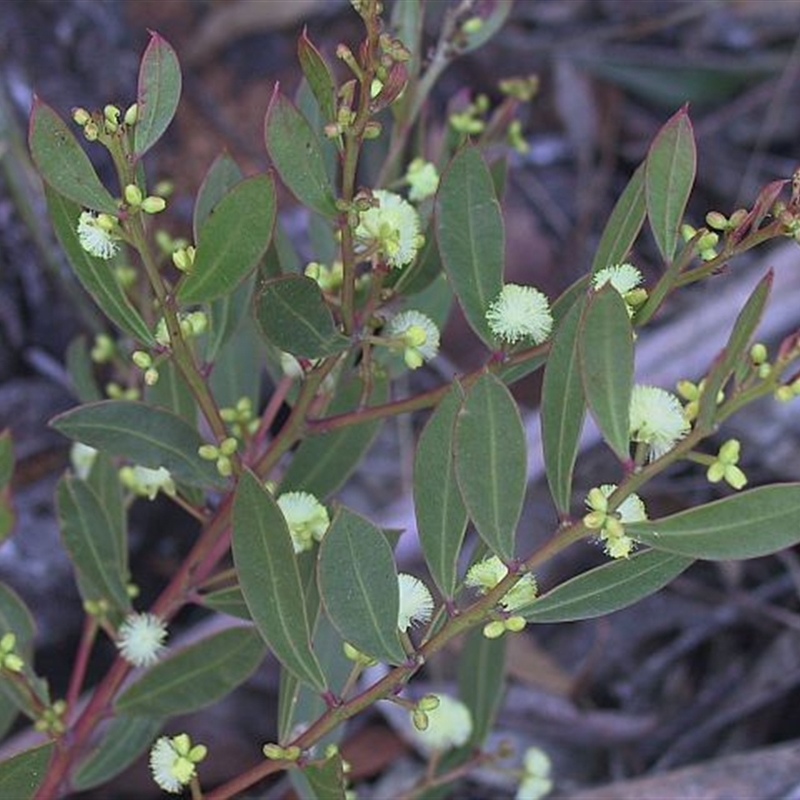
(3, 0, 800, 796)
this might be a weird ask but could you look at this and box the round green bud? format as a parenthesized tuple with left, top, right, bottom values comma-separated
(750, 343, 768, 365)
(124, 103, 138, 126)
(124, 184, 143, 207)
(141, 196, 167, 214)
(72, 107, 91, 126)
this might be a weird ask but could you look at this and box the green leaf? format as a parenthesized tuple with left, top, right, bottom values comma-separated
(541, 299, 586, 514)
(264, 88, 337, 217)
(281, 371, 388, 499)
(202, 586, 251, 620)
(302, 753, 347, 800)
(455, 374, 526, 560)
(697, 271, 772, 431)
(318, 508, 406, 664)
(65, 336, 102, 403)
(193, 151, 243, 240)
(133, 32, 182, 159)
(458, 629, 506, 746)
(578, 286, 633, 461)
(435, 147, 504, 346)
(145, 360, 196, 425)
(209, 316, 263, 410)
(522, 549, 693, 622)
(29, 99, 117, 213)
(179, 174, 276, 304)
(73, 716, 162, 791)
(456, 0, 513, 53)
(414, 385, 468, 597)
(645, 106, 696, 263)
(0, 431, 12, 490)
(232, 471, 327, 690)
(205, 275, 256, 363)
(117, 626, 265, 716)
(86, 452, 128, 580)
(57, 476, 130, 612)
(254, 275, 349, 359)
(298, 30, 337, 125)
(591, 163, 646, 274)
(0, 583, 49, 717)
(628, 484, 800, 560)
(0, 742, 54, 799)
(44, 186, 155, 345)
(51, 400, 223, 488)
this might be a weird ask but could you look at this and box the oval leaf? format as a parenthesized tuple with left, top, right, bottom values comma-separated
(435, 147, 504, 346)
(117, 626, 264, 716)
(73, 716, 162, 791)
(591, 162, 646, 274)
(56, 476, 130, 612)
(541, 299, 586, 514)
(697, 271, 772, 431)
(298, 30, 337, 125)
(523, 549, 693, 622)
(0, 742, 54, 799)
(254, 275, 349, 359)
(265, 87, 337, 217)
(232, 471, 327, 690)
(179, 174, 276, 304)
(414, 384, 468, 597)
(645, 106, 696, 263)
(455, 373, 527, 560)
(51, 400, 223, 488)
(318, 508, 406, 664)
(458, 629, 506, 746)
(193, 151, 243, 240)
(281, 372, 388, 499)
(628, 484, 800, 560)
(579, 286, 633, 461)
(133, 32, 182, 159)
(29, 99, 117, 213)
(44, 186, 155, 345)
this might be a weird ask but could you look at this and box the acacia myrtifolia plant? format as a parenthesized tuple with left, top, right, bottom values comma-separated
(4, 0, 800, 797)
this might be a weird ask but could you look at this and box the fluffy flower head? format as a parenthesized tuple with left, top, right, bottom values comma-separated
(397, 574, 434, 631)
(277, 491, 330, 553)
(409, 693, 472, 751)
(149, 734, 207, 794)
(356, 190, 422, 268)
(119, 465, 176, 500)
(486, 284, 553, 345)
(465, 556, 537, 612)
(117, 613, 167, 667)
(516, 746, 554, 800)
(386, 310, 440, 369)
(77, 211, 120, 260)
(592, 263, 642, 295)
(405, 158, 439, 202)
(629, 384, 690, 460)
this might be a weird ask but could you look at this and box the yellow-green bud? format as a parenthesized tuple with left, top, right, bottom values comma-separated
(750, 343, 768, 365)
(131, 350, 152, 369)
(363, 121, 382, 139)
(124, 103, 138, 126)
(90, 334, 115, 363)
(219, 437, 238, 456)
(72, 107, 91, 126)
(418, 694, 440, 712)
(141, 196, 167, 214)
(758, 363, 772, 379)
(462, 16, 484, 34)
(775, 385, 794, 402)
(583, 510, 606, 530)
(124, 184, 143, 207)
(198, 444, 219, 460)
(144, 368, 159, 386)
(97, 213, 116, 232)
(705, 211, 729, 230)
(172, 246, 195, 272)
(680, 224, 697, 242)
(83, 121, 99, 141)
(104, 105, 120, 125)
(504, 615, 526, 633)
(483, 620, 506, 639)
(216, 455, 232, 477)
(262, 743, 285, 760)
(412, 708, 429, 731)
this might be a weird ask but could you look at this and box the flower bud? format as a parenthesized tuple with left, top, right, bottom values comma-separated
(124, 103, 138, 125)
(124, 184, 143, 207)
(141, 196, 167, 214)
(72, 107, 91, 126)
